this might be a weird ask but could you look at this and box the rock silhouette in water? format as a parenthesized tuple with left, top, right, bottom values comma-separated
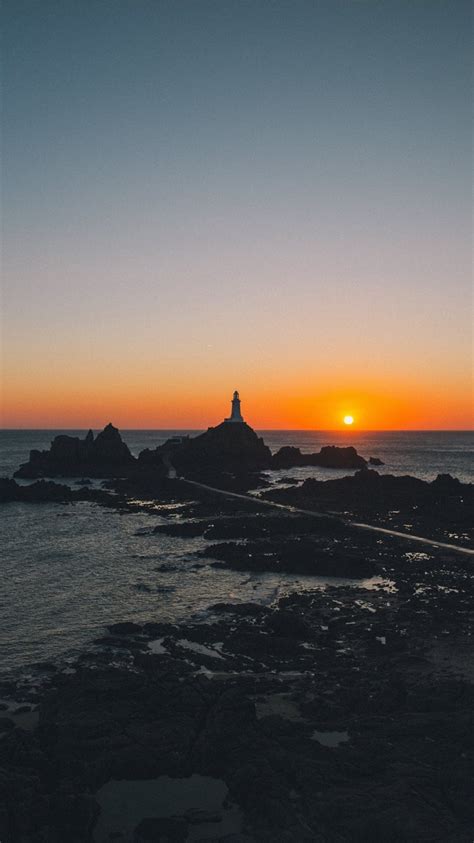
(14, 423, 138, 478)
(271, 444, 367, 469)
(171, 421, 272, 476)
(369, 456, 384, 466)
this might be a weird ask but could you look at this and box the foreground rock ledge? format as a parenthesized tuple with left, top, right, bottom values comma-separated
(0, 537, 473, 842)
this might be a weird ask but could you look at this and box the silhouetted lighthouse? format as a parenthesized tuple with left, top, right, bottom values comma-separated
(225, 390, 245, 423)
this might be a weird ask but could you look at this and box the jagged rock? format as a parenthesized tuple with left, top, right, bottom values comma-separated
(272, 445, 367, 470)
(14, 423, 138, 479)
(432, 473, 463, 490)
(369, 456, 384, 466)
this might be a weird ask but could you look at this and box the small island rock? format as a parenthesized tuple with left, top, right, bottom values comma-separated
(272, 444, 367, 470)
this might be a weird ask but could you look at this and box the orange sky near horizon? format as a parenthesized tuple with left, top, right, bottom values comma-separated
(2, 363, 472, 430)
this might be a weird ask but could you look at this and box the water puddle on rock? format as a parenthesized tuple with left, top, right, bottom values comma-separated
(311, 730, 349, 747)
(0, 700, 39, 732)
(94, 774, 243, 842)
(177, 639, 225, 660)
(147, 638, 167, 654)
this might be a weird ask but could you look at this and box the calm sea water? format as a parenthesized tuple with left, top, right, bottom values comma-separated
(1, 430, 472, 677)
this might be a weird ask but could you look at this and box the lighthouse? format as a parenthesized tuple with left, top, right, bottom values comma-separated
(225, 390, 245, 423)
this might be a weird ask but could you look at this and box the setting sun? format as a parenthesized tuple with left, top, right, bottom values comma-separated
(343, 415, 354, 425)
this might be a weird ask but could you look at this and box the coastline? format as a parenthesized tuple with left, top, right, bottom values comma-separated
(1, 460, 474, 840)
(1, 424, 473, 841)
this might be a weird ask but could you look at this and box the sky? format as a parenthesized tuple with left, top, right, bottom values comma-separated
(1, 0, 472, 429)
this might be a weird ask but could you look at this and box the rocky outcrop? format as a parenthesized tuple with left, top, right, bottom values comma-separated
(271, 444, 367, 470)
(263, 470, 473, 543)
(170, 421, 272, 477)
(0, 477, 117, 505)
(1, 478, 75, 503)
(136, 447, 168, 471)
(204, 538, 375, 577)
(14, 424, 156, 479)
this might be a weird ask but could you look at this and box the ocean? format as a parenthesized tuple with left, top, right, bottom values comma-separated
(1, 430, 472, 677)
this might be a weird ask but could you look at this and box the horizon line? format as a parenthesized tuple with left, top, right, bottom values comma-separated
(0, 427, 472, 434)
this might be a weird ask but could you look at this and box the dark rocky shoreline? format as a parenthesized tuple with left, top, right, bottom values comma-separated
(1, 489, 473, 841)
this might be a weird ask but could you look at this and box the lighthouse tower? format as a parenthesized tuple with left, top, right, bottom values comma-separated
(225, 390, 245, 423)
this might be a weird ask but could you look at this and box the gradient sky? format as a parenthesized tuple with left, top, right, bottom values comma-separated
(2, 0, 472, 429)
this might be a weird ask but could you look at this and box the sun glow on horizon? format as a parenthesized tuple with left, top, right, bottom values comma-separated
(343, 415, 354, 426)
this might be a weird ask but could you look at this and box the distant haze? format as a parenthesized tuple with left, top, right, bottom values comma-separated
(2, 0, 472, 429)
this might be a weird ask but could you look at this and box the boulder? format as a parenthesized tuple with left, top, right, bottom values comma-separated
(431, 473, 462, 490)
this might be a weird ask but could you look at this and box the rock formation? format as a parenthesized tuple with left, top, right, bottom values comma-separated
(169, 421, 272, 476)
(263, 470, 473, 538)
(0, 478, 114, 505)
(271, 444, 367, 470)
(14, 423, 138, 479)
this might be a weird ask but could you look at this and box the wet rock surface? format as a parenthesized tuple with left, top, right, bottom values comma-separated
(203, 538, 376, 577)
